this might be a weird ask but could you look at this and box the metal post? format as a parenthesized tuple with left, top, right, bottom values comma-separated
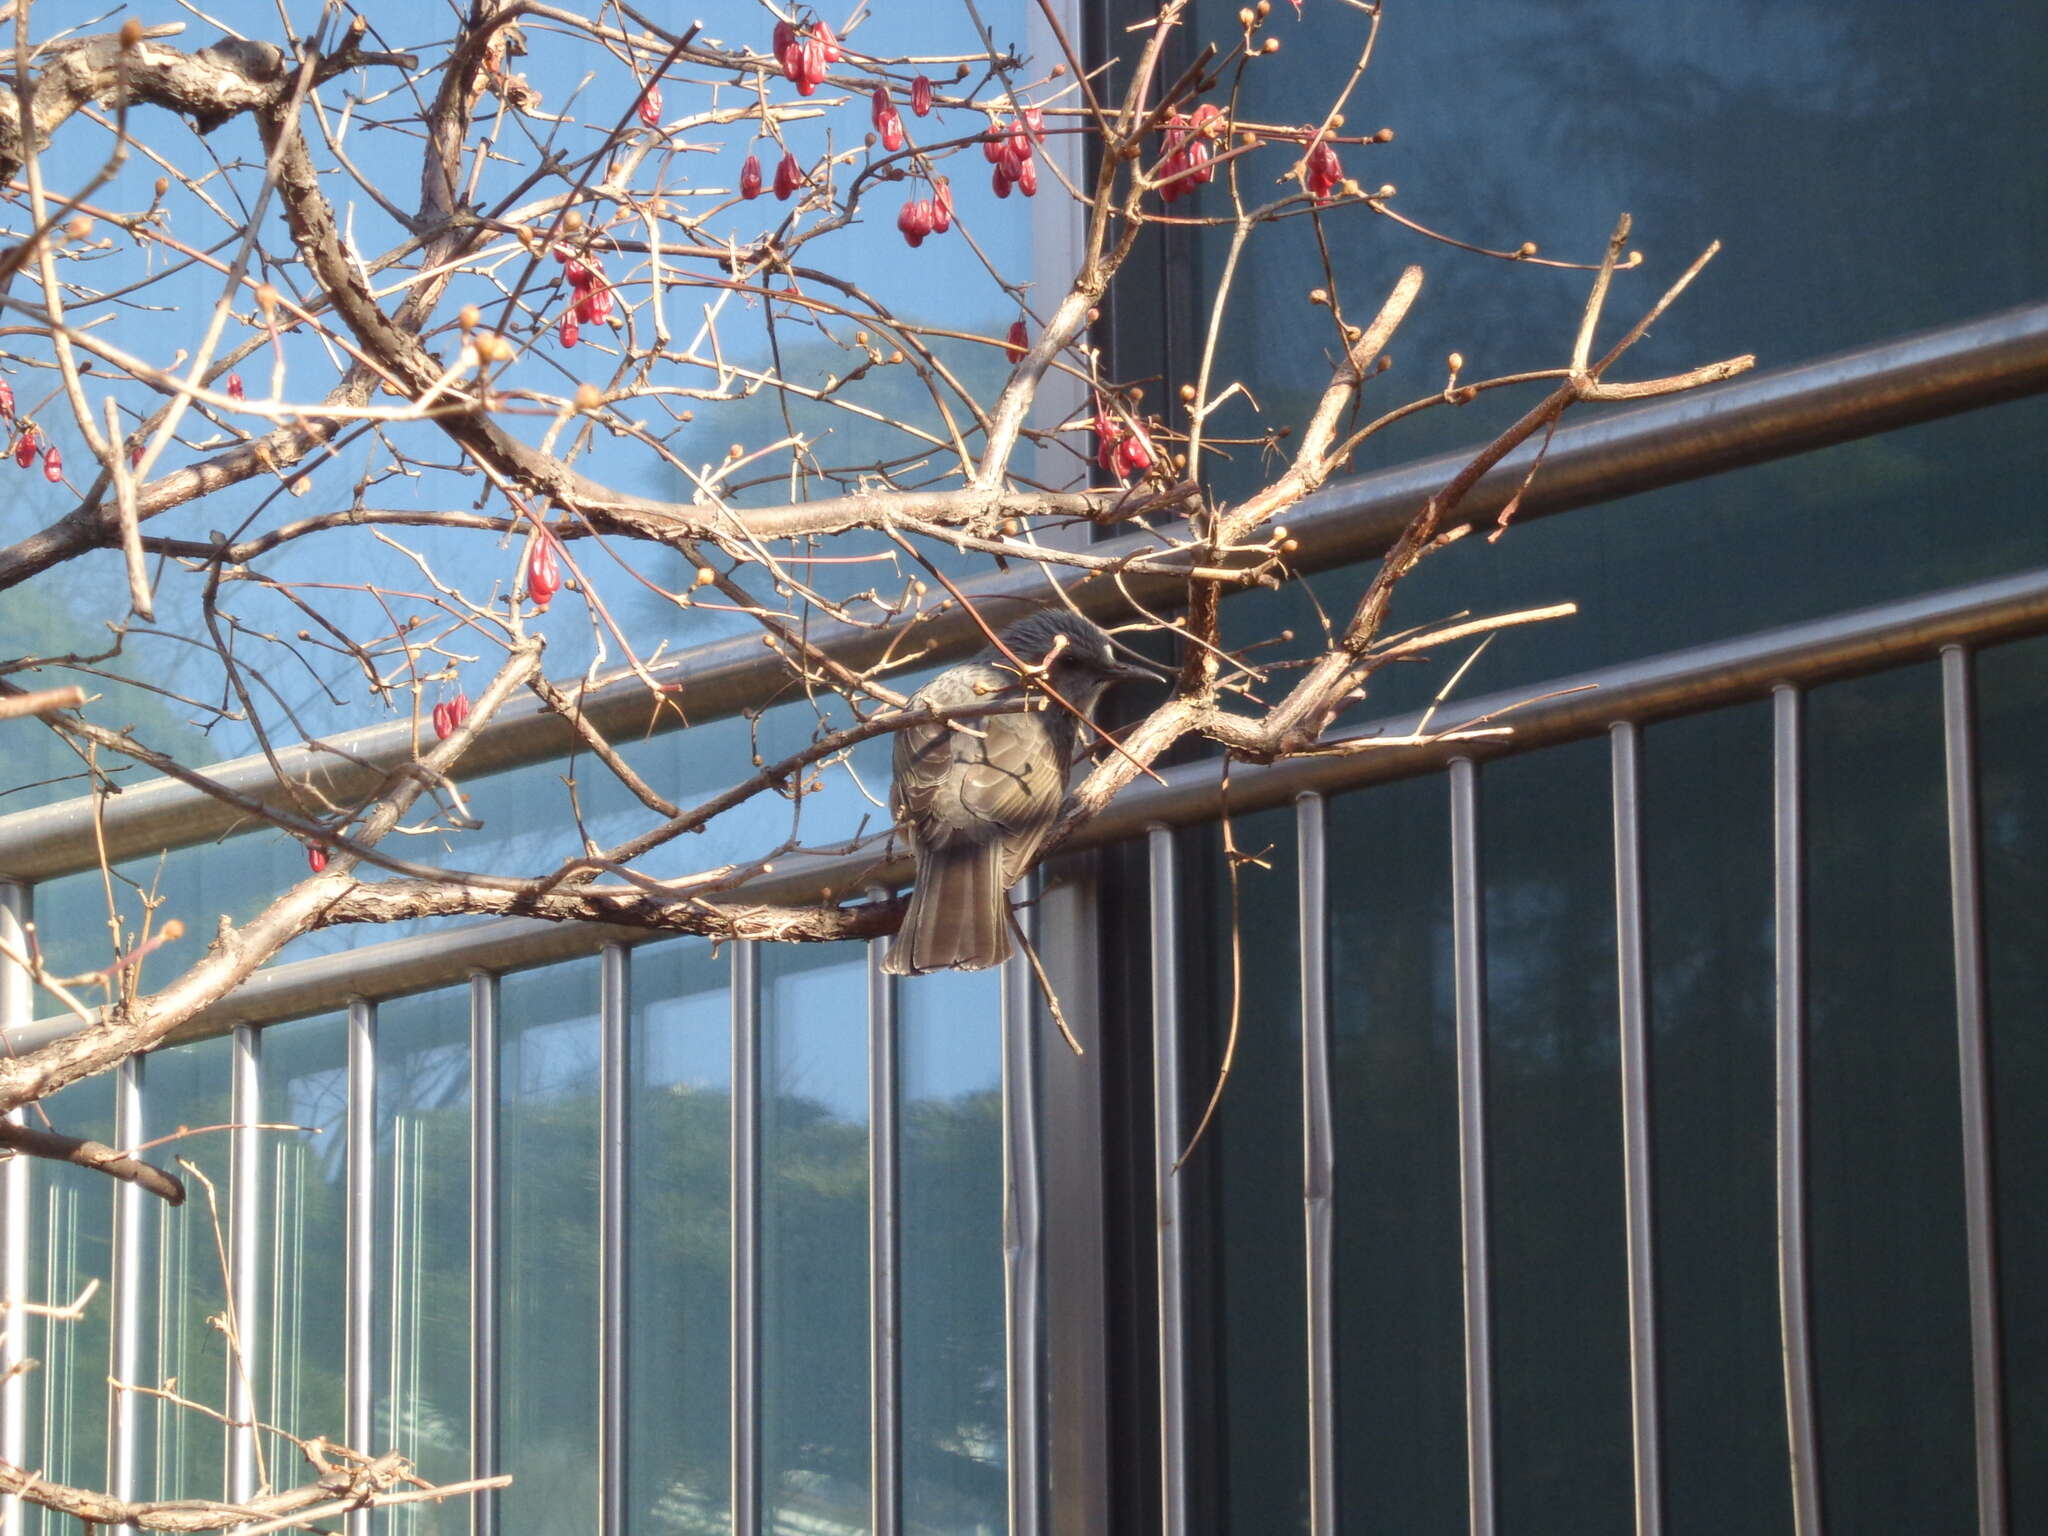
(111, 1052, 145, 1503)
(229, 1024, 263, 1502)
(345, 996, 376, 1536)
(1771, 685, 1824, 1536)
(469, 971, 499, 1536)
(0, 882, 30, 1530)
(730, 942, 761, 1536)
(1147, 826, 1190, 1536)
(1940, 646, 2009, 1536)
(598, 944, 631, 1536)
(1448, 761, 1496, 1536)
(1004, 881, 1045, 1536)
(866, 936, 901, 1536)
(1609, 723, 1665, 1536)
(1297, 796, 1339, 1536)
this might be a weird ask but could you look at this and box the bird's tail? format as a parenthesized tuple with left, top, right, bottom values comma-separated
(882, 841, 1011, 975)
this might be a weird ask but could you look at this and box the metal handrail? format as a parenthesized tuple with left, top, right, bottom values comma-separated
(12, 559, 2047, 1048)
(4, 301, 2044, 884)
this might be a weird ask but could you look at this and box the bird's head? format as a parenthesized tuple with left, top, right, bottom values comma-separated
(995, 610, 1161, 710)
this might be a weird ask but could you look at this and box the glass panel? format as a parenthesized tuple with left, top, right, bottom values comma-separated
(628, 939, 733, 1534)
(1178, 806, 1303, 1531)
(135, 1036, 233, 1502)
(1641, 703, 1791, 1533)
(1479, 740, 1630, 1534)
(498, 961, 601, 1535)
(257, 1015, 350, 1476)
(19, 1074, 114, 1536)
(759, 943, 870, 1532)
(374, 991, 472, 1532)
(1977, 635, 2048, 1531)
(897, 968, 1005, 1530)
(1326, 776, 1466, 1531)
(1805, 665, 1974, 1525)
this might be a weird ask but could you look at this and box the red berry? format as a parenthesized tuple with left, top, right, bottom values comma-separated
(14, 431, 34, 468)
(1118, 432, 1153, 476)
(433, 700, 455, 740)
(1005, 319, 1028, 362)
(0, 380, 15, 418)
(931, 178, 954, 232)
(129, 442, 143, 469)
(42, 445, 62, 483)
(773, 19, 798, 74)
(559, 315, 580, 348)
(638, 80, 663, 127)
(1017, 156, 1038, 197)
(1305, 139, 1343, 201)
(450, 692, 471, 728)
(740, 153, 764, 199)
(997, 141, 1027, 182)
(871, 85, 892, 130)
(307, 844, 328, 873)
(815, 18, 840, 63)
(880, 108, 904, 152)
(227, 373, 245, 401)
(983, 127, 1005, 163)
(795, 34, 825, 94)
(1023, 106, 1046, 142)
(774, 150, 803, 200)
(527, 536, 562, 608)
(577, 282, 614, 325)
(564, 256, 594, 288)
(910, 74, 933, 116)
(992, 164, 1012, 199)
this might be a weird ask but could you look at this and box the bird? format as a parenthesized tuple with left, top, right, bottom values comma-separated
(882, 609, 1154, 975)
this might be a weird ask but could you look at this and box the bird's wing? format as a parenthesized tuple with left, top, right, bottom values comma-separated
(894, 667, 1066, 882)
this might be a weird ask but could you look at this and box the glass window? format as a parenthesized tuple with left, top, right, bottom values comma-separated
(897, 967, 1006, 1529)
(134, 1036, 234, 1502)
(759, 943, 870, 1530)
(16, 1073, 114, 1536)
(628, 939, 733, 1534)
(374, 991, 473, 1532)
(498, 961, 601, 1535)
(256, 1014, 351, 1477)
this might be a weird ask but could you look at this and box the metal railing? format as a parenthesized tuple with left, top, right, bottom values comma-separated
(2, 301, 2042, 886)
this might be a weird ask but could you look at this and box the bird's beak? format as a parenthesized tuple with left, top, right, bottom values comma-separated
(1109, 658, 1170, 684)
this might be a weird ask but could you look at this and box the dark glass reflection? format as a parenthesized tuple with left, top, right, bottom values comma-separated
(1327, 776, 1467, 1531)
(1804, 666, 1973, 1527)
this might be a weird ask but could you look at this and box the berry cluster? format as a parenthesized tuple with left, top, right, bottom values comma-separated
(527, 535, 563, 609)
(896, 180, 954, 247)
(1157, 104, 1222, 203)
(871, 85, 906, 151)
(772, 15, 839, 96)
(553, 246, 613, 346)
(1, 380, 60, 483)
(1304, 138, 1343, 202)
(1093, 395, 1156, 483)
(985, 109, 1044, 199)
(432, 691, 473, 741)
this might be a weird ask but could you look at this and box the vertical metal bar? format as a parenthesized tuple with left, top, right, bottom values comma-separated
(598, 944, 631, 1536)
(1147, 826, 1190, 1536)
(469, 971, 500, 1536)
(1610, 723, 1665, 1536)
(229, 1024, 263, 1503)
(1448, 760, 1497, 1536)
(1004, 879, 1046, 1536)
(1772, 684, 1824, 1536)
(345, 996, 376, 1536)
(1941, 645, 2009, 1536)
(730, 941, 761, 1536)
(111, 1052, 145, 1503)
(0, 882, 30, 1531)
(866, 934, 901, 1536)
(1297, 796, 1339, 1536)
